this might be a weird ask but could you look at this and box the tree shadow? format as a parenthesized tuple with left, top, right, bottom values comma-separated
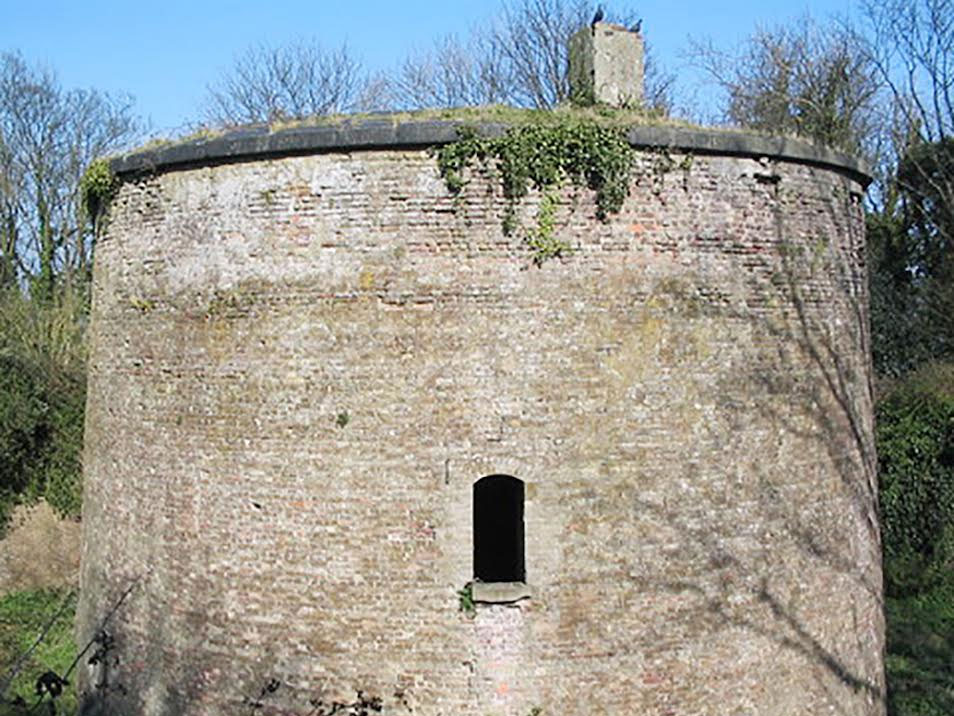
(619, 162, 884, 713)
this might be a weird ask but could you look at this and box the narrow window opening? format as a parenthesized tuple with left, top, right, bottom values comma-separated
(473, 474, 525, 583)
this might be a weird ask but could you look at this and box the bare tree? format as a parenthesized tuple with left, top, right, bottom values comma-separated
(856, 0, 954, 371)
(390, 32, 513, 109)
(202, 3, 673, 120)
(388, 0, 675, 113)
(862, 0, 953, 143)
(0, 54, 139, 530)
(689, 17, 882, 154)
(203, 41, 384, 126)
(641, 48, 677, 115)
(0, 52, 140, 298)
(861, 0, 953, 243)
(489, 0, 594, 109)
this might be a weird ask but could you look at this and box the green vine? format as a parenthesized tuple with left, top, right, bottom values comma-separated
(457, 582, 476, 615)
(436, 120, 635, 263)
(435, 126, 488, 195)
(79, 158, 118, 227)
(525, 192, 569, 265)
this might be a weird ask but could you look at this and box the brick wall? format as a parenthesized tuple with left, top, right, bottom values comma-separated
(77, 140, 884, 715)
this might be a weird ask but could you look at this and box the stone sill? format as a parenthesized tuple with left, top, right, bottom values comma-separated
(472, 581, 532, 604)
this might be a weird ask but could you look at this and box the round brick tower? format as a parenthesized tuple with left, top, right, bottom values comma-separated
(77, 119, 885, 715)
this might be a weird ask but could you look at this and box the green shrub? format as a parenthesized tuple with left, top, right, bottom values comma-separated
(876, 364, 954, 597)
(0, 358, 49, 527)
(877, 363, 954, 714)
(886, 579, 954, 715)
(0, 355, 84, 529)
(0, 588, 77, 715)
(0, 288, 87, 531)
(39, 391, 85, 518)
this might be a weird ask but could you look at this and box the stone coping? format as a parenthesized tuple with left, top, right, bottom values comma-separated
(111, 117, 871, 186)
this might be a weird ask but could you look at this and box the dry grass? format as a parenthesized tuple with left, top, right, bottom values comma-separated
(0, 501, 80, 595)
(122, 103, 700, 158)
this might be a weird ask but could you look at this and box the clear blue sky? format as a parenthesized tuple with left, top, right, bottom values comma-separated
(4, 0, 859, 138)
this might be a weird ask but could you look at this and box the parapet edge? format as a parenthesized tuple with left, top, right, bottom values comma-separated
(110, 118, 871, 187)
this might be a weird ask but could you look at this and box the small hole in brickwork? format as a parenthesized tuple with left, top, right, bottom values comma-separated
(473, 474, 525, 583)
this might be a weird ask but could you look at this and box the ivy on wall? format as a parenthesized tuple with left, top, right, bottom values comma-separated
(436, 120, 635, 264)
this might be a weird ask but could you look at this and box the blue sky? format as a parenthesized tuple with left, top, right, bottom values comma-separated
(4, 0, 859, 137)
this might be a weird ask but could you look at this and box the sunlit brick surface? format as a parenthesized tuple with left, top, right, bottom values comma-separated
(78, 137, 885, 715)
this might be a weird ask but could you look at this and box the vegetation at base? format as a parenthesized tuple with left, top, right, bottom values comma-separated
(885, 580, 954, 715)
(0, 588, 78, 715)
(0, 288, 87, 532)
(878, 367, 954, 597)
(877, 364, 954, 714)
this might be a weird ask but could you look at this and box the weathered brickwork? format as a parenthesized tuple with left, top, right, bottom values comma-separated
(77, 126, 884, 715)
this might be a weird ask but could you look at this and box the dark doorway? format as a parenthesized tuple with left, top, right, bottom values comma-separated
(473, 475, 525, 583)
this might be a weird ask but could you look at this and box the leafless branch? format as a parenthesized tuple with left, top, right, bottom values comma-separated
(0, 52, 140, 295)
(388, 1, 673, 113)
(203, 40, 383, 125)
(688, 16, 882, 155)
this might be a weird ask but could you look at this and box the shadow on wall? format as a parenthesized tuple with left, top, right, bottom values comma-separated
(72, 166, 882, 716)
(615, 169, 882, 713)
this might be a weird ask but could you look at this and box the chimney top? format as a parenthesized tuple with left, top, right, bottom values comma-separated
(569, 22, 645, 107)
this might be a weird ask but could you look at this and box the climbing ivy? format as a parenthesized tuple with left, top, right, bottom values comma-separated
(435, 126, 488, 196)
(436, 120, 635, 263)
(525, 191, 569, 266)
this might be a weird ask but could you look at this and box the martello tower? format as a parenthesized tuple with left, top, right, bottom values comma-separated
(77, 23, 884, 716)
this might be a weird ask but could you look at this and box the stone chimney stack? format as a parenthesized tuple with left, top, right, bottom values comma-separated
(569, 21, 644, 107)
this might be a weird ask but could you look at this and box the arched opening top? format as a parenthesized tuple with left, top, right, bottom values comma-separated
(473, 474, 525, 584)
